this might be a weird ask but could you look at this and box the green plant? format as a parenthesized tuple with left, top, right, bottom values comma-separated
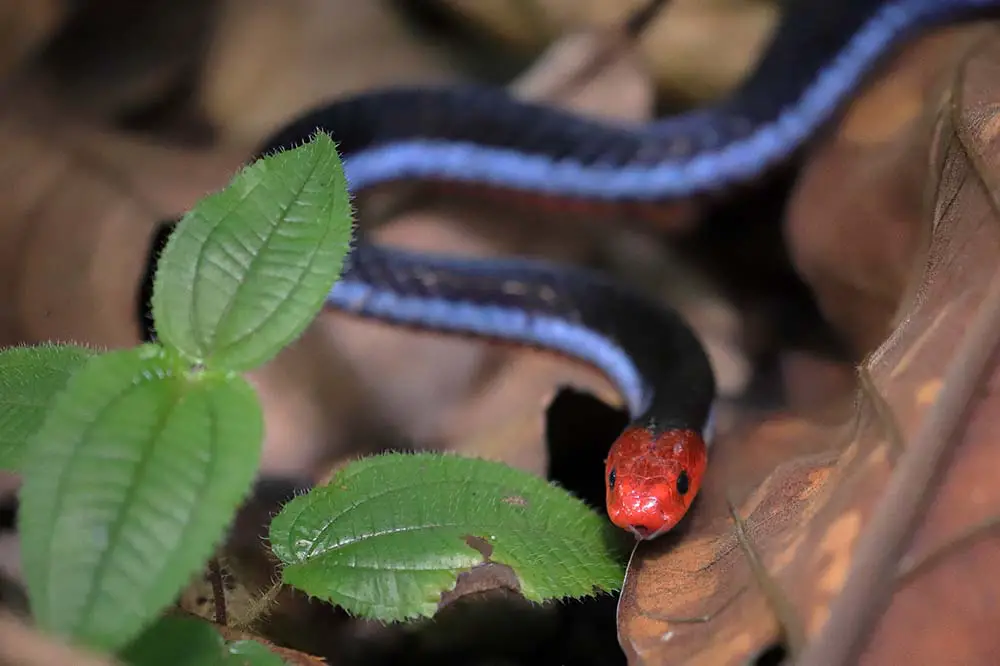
(0, 132, 627, 663)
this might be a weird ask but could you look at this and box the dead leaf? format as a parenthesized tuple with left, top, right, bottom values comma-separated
(786, 26, 989, 354)
(0, 91, 242, 349)
(32, 0, 218, 119)
(200, 0, 464, 146)
(435, 0, 777, 104)
(617, 23, 1000, 666)
(0, 611, 117, 666)
(0, 0, 67, 81)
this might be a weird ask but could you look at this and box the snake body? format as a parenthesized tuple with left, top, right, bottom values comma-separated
(218, 0, 1000, 539)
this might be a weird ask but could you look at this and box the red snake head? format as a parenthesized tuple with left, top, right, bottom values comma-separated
(604, 426, 708, 540)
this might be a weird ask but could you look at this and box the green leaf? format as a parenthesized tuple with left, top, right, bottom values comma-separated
(120, 615, 226, 666)
(269, 452, 627, 622)
(151, 131, 354, 373)
(18, 344, 264, 652)
(225, 640, 288, 666)
(0, 343, 94, 470)
(120, 616, 289, 666)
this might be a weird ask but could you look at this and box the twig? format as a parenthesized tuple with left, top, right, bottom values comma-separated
(621, 0, 675, 40)
(726, 497, 806, 660)
(896, 513, 1000, 584)
(541, 0, 675, 103)
(856, 365, 907, 459)
(796, 267, 1000, 666)
(207, 557, 228, 627)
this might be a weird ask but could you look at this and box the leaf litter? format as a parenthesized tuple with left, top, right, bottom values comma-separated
(8, 1, 1000, 665)
(617, 23, 1000, 666)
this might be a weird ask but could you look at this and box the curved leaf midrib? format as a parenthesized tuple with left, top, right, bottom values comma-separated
(291, 474, 539, 560)
(187, 184, 258, 359)
(71, 377, 187, 637)
(196, 153, 323, 365)
(31, 359, 168, 627)
(210, 204, 336, 357)
(158, 383, 225, 625)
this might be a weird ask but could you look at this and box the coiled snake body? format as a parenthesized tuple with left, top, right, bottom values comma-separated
(169, 0, 1000, 539)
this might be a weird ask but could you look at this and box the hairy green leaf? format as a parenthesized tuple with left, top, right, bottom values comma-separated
(19, 344, 263, 651)
(0, 343, 94, 470)
(121, 616, 287, 666)
(269, 453, 627, 622)
(151, 131, 354, 372)
(120, 615, 225, 666)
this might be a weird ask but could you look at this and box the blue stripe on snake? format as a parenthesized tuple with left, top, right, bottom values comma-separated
(247, 0, 1000, 457)
(124, 0, 1000, 538)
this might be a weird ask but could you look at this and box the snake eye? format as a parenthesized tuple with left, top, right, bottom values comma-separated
(608, 468, 617, 490)
(676, 470, 690, 495)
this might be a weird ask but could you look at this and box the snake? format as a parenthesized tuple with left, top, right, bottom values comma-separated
(141, 0, 1000, 541)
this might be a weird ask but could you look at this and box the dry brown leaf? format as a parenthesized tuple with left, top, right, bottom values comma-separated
(0, 92, 242, 349)
(0, 0, 67, 82)
(616, 24, 1000, 666)
(200, 0, 464, 146)
(0, 611, 118, 666)
(435, 0, 777, 103)
(30, 0, 218, 119)
(786, 26, 987, 354)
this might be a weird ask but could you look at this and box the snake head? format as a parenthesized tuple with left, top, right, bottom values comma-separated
(604, 426, 708, 540)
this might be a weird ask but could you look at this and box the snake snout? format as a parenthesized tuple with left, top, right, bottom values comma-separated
(625, 516, 673, 541)
(628, 524, 657, 540)
(607, 486, 681, 540)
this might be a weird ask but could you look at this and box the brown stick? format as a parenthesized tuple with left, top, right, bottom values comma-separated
(207, 557, 228, 627)
(796, 267, 1000, 666)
